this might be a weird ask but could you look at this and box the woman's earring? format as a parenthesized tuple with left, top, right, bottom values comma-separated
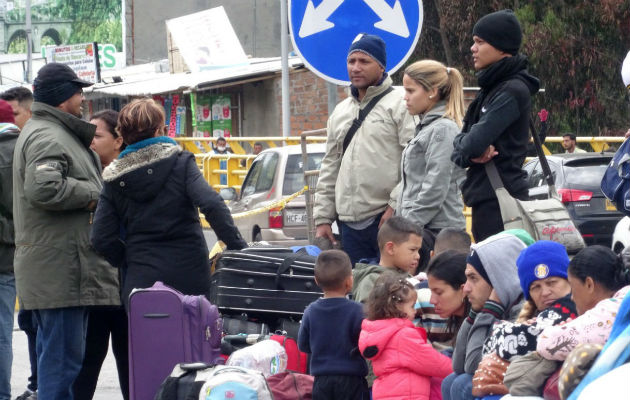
(429, 95, 434, 99)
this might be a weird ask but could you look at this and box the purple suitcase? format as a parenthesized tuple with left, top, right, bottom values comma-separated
(128, 281, 223, 400)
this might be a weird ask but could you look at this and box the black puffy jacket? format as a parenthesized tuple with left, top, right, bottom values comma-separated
(91, 137, 246, 308)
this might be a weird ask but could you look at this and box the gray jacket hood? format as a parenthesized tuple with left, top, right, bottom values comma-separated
(471, 233, 525, 307)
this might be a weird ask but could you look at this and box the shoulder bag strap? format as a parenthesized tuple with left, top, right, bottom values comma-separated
(342, 86, 394, 155)
(529, 117, 559, 199)
(484, 161, 505, 190)
(485, 161, 523, 225)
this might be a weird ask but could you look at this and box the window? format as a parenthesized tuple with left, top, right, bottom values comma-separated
(282, 153, 325, 195)
(527, 161, 558, 188)
(241, 152, 279, 197)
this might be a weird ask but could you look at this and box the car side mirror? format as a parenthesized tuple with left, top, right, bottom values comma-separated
(219, 187, 237, 201)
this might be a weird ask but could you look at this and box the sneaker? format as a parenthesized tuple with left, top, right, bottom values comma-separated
(15, 390, 36, 400)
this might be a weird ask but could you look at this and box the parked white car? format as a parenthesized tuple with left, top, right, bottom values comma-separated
(612, 216, 630, 254)
(220, 144, 326, 245)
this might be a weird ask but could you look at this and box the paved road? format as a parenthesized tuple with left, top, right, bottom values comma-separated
(10, 313, 124, 399)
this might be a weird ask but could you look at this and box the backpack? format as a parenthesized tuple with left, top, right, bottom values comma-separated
(155, 363, 274, 400)
(199, 365, 274, 400)
(601, 138, 630, 216)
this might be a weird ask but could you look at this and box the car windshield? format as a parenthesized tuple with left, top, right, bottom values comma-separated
(563, 163, 608, 188)
(282, 153, 324, 195)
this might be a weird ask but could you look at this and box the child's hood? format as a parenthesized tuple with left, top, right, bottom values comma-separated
(353, 263, 383, 283)
(359, 318, 414, 361)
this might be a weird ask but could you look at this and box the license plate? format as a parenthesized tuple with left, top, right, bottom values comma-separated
(284, 209, 307, 226)
(605, 199, 617, 211)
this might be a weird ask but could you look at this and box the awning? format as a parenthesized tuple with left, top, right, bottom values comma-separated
(85, 57, 304, 99)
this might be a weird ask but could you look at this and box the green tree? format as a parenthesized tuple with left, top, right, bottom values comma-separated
(6, 0, 123, 51)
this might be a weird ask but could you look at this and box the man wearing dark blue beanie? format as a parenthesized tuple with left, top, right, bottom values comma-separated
(12, 63, 121, 400)
(452, 10, 540, 243)
(314, 33, 415, 265)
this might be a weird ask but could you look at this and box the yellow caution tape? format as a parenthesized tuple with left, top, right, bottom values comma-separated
(231, 186, 308, 220)
(209, 241, 225, 259)
(199, 186, 309, 228)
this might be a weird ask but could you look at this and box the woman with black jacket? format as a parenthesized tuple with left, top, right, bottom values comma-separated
(91, 98, 247, 310)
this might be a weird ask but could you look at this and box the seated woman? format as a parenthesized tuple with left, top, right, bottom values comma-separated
(537, 245, 630, 361)
(91, 99, 247, 310)
(482, 240, 577, 362)
(426, 250, 470, 352)
(441, 233, 526, 400)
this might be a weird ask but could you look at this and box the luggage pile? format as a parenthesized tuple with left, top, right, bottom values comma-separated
(128, 246, 320, 399)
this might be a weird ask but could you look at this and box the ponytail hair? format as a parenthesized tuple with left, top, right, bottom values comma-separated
(366, 270, 417, 321)
(404, 60, 465, 127)
(569, 245, 630, 292)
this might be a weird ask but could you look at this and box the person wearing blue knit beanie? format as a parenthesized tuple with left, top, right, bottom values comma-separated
(313, 32, 415, 266)
(516, 240, 571, 304)
(472, 241, 577, 399)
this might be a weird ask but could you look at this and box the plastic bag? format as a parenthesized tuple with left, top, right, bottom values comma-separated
(226, 339, 288, 377)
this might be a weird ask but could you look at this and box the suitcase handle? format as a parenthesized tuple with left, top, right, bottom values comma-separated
(275, 252, 308, 290)
(180, 362, 213, 371)
(143, 313, 170, 318)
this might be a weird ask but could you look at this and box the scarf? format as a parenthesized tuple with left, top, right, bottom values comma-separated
(462, 54, 529, 132)
(118, 136, 177, 159)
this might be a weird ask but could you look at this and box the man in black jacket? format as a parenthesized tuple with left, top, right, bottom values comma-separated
(451, 9, 540, 242)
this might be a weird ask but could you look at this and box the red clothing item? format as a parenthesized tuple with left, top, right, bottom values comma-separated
(359, 318, 453, 400)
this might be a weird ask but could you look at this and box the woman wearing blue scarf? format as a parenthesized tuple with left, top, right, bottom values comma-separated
(90, 98, 247, 310)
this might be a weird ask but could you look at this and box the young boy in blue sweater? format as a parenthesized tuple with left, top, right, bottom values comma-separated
(298, 250, 369, 400)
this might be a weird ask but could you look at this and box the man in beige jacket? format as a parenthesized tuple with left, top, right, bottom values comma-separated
(314, 33, 415, 265)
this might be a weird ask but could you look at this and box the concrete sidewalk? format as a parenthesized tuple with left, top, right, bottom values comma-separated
(10, 312, 124, 400)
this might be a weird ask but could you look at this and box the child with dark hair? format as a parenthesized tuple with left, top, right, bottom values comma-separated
(352, 216, 423, 303)
(433, 228, 471, 256)
(298, 250, 369, 400)
(359, 270, 453, 400)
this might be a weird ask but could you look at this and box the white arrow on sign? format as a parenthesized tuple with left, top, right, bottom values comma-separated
(363, 0, 409, 38)
(299, 0, 344, 38)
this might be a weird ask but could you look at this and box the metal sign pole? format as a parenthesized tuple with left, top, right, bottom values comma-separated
(281, 0, 290, 137)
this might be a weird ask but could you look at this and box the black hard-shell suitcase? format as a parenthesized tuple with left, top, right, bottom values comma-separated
(209, 249, 322, 315)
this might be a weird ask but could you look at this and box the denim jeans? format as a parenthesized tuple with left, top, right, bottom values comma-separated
(442, 372, 474, 400)
(340, 214, 382, 266)
(33, 307, 88, 400)
(0, 273, 15, 400)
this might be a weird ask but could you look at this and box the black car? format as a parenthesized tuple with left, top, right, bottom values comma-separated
(523, 153, 624, 246)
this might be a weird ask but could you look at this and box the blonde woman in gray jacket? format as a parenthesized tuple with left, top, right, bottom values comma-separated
(398, 60, 466, 233)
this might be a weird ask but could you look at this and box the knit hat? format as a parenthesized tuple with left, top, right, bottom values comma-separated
(348, 33, 387, 69)
(516, 240, 569, 300)
(466, 248, 489, 284)
(33, 63, 93, 107)
(0, 100, 14, 124)
(472, 9, 522, 56)
(622, 50, 630, 89)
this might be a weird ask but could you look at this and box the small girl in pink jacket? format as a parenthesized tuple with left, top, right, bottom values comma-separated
(359, 271, 453, 400)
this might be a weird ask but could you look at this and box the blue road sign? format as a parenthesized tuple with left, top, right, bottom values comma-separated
(289, 0, 423, 85)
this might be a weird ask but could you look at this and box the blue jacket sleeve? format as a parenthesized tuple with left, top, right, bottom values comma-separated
(183, 154, 247, 250)
(90, 185, 126, 268)
(451, 91, 521, 168)
(297, 309, 311, 354)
